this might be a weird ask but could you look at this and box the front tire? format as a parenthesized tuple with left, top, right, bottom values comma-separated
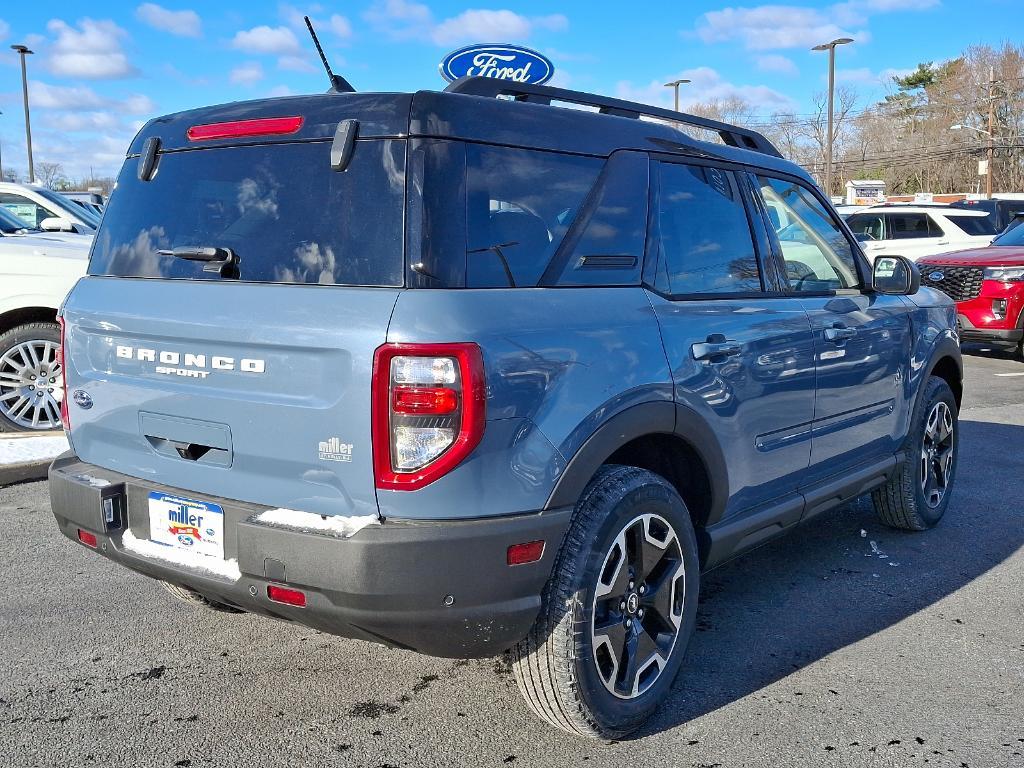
(513, 465, 700, 738)
(871, 376, 958, 531)
(0, 321, 64, 433)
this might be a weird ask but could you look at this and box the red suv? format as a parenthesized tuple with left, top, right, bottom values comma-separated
(918, 220, 1024, 357)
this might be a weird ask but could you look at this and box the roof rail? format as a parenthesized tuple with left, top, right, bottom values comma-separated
(444, 76, 782, 159)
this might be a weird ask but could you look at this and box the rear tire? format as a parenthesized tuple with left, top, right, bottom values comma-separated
(871, 376, 958, 531)
(160, 580, 244, 613)
(0, 322, 63, 433)
(513, 465, 700, 739)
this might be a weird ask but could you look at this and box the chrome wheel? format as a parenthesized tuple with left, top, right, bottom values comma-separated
(0, 339, 64, 430)
(920, 401, 954, 509)
(591, 513, 685, 700)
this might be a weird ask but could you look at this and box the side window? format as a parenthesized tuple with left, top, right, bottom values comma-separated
(846, 213, 884, 241)
(465, 145, 601, 288)
(757, 176, 861, 291)
(652, 162, 761, 296)
(945, 214, 995, 237)
(885, 212, 941, 239)
(0, 193, 47, 228)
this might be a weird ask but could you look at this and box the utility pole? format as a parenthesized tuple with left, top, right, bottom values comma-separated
(812, 37, 854, 198)
(11, 45, 35, 184)
(986, 65, 995, 199)
(663, 79, 691, 112)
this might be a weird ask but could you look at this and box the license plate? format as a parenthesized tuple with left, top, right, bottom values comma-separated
(147, 492, 225, 560)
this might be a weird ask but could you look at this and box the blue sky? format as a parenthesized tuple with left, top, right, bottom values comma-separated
(0, 0, 1015, 180)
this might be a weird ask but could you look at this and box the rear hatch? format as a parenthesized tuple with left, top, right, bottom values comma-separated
(61, 95, 410, 517)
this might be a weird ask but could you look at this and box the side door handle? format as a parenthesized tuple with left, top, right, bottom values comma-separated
(824, 325, 858, 342)
(692, 334, 742, 361)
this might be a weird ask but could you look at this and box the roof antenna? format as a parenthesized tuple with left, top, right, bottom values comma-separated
(304, 15, 355, 93)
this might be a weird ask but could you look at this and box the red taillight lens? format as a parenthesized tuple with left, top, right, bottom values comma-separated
(186, 116, 304, 142)
(372, 343, 485, 491)
(57, 315, 69, 431)
(267, 584, 306, 607)
(507, 540, 545, 566)
(77, 529, 97, 548)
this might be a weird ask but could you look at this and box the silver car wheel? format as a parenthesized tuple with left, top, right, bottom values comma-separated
(0, 339, 64, 430)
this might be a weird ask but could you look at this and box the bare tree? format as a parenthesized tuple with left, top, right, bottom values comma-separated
(35, 161, 66, 190)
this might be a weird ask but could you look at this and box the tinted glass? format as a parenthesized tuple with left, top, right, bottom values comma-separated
(846, 213, 884, 241)
(465, 145, 601, 287)
(653, 163, 761, 295)
(758, 176, 860, 291)
(945, 214, 996, 236)
(0, 193, 50, 229)
(0, 205, 37, 233)
(89, 140, 405, 286)
(885, 212, 942, 239)
(993, 220, 1024, 246)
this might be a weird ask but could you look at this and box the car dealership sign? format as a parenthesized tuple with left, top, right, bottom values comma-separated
(439, 44, 554, 85)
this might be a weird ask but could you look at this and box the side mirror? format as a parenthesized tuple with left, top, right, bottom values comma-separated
(39, 217, 75, 232)
(873, 255, 920, 296)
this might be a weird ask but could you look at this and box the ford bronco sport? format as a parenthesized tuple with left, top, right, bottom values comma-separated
(49, 76, 963, 738)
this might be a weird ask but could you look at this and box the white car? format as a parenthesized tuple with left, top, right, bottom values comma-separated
(0, 181, 101, 234)
(0, 207, 91, 431)
(844, 205, 995, 262)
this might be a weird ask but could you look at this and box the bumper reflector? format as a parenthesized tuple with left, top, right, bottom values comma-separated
(77, 529, 98, 548)
(267, 584, 307, 608)
(507, 540, 545, 566)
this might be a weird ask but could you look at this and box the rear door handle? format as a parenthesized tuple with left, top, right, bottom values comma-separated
(692, 334, 742, 361)
(824, 325, 857, 342)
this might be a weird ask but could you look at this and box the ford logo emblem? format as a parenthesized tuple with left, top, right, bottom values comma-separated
(72, 389, 93, 409)
(439, 43, 554, 85)
(928, 271, 945, 282)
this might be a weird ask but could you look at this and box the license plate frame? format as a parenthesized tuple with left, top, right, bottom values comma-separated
(147, 491, 225, 561)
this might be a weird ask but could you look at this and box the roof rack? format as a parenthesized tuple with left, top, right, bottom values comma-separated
(444, 76, 782, 159)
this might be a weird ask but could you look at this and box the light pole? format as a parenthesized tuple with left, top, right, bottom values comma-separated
(811, 37, 853, 198)
(11, 44, 35, 185)
(950, 123, 995, 198)
(663, 79, 691, 112)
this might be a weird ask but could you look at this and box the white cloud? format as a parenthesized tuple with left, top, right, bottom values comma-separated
(229, 61, 264, 86)
(46, 18, 137, 79)
(616, 67, 797, 113)
(135, 4, 201, 38)
(695, 6, 866, 50)
(277, 55, 317, 73)
(27, 81, 154, 115)
(756, 54, 799, 76)
(280, 4, 353, 42)
(364, 2, 568, 45)
(836, 66, 914, 85)
(230, 25, 300, 55)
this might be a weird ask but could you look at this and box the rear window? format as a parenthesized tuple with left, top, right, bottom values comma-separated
(89, 140, 405, 286)
(945, 214, 996, 236)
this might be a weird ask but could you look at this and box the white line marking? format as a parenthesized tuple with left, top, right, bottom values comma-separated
(993, 372, 1024, 377)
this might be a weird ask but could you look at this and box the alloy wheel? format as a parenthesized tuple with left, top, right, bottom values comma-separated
(0, 340, 64, 430)
(920, 401, 954, 509)
(591, 513, 686, 700)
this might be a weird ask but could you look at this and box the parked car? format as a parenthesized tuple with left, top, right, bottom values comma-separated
(845, 205, 995, 261)
(0, 211, 91, 431)
(49, 77, 962, 738)
(918, 221, 1024, 357)
(0, 182, 101, 233)
(949, 197, 1024, 235)
(59, 190, 106, 218)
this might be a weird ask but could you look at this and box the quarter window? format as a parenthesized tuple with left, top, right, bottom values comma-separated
(652, 163, 761, 295)
(885, 212, 943, 239)
(758, 176, 860, 291)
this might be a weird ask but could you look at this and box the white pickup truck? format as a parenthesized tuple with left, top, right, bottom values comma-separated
(0, 206, 92, 431)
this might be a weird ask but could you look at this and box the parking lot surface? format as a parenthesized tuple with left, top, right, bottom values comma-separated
(1, 349, 1022, 768)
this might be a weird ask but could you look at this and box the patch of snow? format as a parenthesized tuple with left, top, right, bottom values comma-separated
(72, 473, 110, 489)
(121, 529, 241, 581)
(869, 540, 889, 559)
(0, 435, 68, 466)
(860, 529, 867, 538)
(255, 508, 379, 538)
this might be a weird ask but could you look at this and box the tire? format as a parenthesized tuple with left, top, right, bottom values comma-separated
(160, 580, 244, 614)
(0, 321, 64, 433)
(513, 465, 700, 739)
(871, 375, 958, 531)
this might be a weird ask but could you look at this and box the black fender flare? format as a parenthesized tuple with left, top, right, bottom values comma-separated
(920, 332, 963, 405)
(544, 401, 729, 527)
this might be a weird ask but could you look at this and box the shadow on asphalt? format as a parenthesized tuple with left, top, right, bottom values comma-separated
(638, 417, 1023, 738)
(960, 343, 1022, 362)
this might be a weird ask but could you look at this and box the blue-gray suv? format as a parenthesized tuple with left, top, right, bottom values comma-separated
(49, 77, 963, 738)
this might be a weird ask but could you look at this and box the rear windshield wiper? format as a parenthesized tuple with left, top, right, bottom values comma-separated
(158, 246, 240, 278)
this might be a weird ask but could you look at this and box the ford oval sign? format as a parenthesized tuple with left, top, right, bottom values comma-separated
(439, 43, 554, 85)
(928, 271, 945, 282)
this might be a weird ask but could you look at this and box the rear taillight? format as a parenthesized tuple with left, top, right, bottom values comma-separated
(372, 343, 485, 491)
(186, 116, 304, 141)
(267, 584, 306, 607)
(57, 315, 69, 431)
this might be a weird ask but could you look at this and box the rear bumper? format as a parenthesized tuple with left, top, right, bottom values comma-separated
(49, 453, 571, 658)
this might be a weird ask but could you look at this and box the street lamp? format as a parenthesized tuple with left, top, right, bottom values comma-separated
(950, 124, 995, 198)
(11, 44, 35, 185)
(663, 79, 691, 112)
(811, 37, 853, 198)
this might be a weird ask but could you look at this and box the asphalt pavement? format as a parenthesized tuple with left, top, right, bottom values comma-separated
(1, 347, 1022, 768)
